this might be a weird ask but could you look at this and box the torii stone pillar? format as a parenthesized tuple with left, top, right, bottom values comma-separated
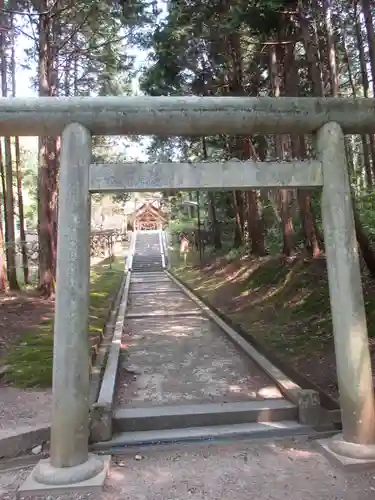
(21, 123, 108, 493)
(318, 122, 375, 460)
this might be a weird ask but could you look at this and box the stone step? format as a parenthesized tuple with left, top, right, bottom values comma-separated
(131, 261, 163, 265)
(91, 420, 312, 450)
(128, 289, 183, 295)
(132, 262, 163, 266)
(132, 255, 162, 258)
(133, 253, 161, 255)
(132, 257, 162, 261)
(133, 256, 161, 259)
(132, 265, 163, 268)
(132, 267, 163, 269)
(131, 271, 164, 274)
(128, 285, 181, 293)
(125, 310, 203, 318)
(132, 260, 162, 263)
(132, 271, 166, 281)
(112, 400, 297, 433)
(131, 265, 163, 268)
(133, 252, 161, 255)
(131, 262, 163, 265)
(130, 278, 170, 283)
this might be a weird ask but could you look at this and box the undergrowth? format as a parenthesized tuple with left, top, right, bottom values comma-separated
(171, 248, 375, 362)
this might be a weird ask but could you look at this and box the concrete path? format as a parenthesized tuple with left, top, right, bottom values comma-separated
(115, 269, 283, 408)
(2, 438, 375, 499)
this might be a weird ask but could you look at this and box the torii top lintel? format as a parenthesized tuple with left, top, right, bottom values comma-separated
(0, 96, 374, 137)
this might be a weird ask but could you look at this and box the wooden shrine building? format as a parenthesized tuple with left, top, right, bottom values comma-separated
(129, 202, 167, 231)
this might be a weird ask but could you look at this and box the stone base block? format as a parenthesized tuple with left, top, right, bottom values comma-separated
(17, 454, 110, 497)
(317, 436, 375, 471)
(90, 403, 113, 442)
(297, 389, 322, 426)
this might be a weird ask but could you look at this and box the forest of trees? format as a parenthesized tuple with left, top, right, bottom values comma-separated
(140, 0, 375, 274)
(0, 0, 158, 296)
(1, 0, 375, 298)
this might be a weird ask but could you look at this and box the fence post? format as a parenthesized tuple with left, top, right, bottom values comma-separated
(318, 122, 375, 459)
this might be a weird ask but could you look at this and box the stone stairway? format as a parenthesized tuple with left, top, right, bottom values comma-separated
(131, 230, 164, 272)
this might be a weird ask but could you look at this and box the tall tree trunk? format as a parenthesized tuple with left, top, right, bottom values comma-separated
(296, 126, 321, 256)
(0, 13, 19, 290)
(232, 191, 243, 248)
(297, 1, 324, 96)
(323, 0, 338, 96)
(353, 1, 375, 182)
(342, 21, 373, 187)
(202, 138, 221, 249)
(0, 141, 7, 244)
(270, 43, 295, 256)
(346, 1, 375, 276)
(0, 141, 7, 292)
(227, 31, 265, 253)
(11, 14, 29, 284)
(227, 32, 246, 249)
(246, 190, 266, 255)
(353, 202, 375, 278)
(361, 0, 375, 96)
(0, 205, 7, 292)
(187, 191, 194, 218)
(243, 136, 267, 256)
(208, 192, 222, 250)
(311, 0, 330, 93)
(14, 137, 28, 285)
(284, 39, 321, 257)
(38, 2, 58, 296)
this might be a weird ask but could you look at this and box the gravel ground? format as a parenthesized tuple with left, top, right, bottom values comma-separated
(127, 291, 201, 315)
(116, 314, 282, 407)
(1, 438, 375, 499)
(0, 388, 52, 430)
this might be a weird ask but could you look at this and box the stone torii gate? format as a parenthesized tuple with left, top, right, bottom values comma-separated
(3, 96, 375, 492)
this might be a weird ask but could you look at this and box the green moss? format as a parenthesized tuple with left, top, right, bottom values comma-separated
(243, 259, 289, 289)
(5, 258, 124, 388)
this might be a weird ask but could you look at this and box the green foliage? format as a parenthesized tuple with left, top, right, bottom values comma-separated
(170, 215, 197, 234)
(358, 192, 375, 242)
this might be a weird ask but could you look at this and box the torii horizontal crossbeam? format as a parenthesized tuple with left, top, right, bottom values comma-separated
(0, 96, 374, 136)
(89, 160, 323, 192)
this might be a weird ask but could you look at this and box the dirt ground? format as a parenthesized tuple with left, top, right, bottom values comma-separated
(1, 438, 375, 499)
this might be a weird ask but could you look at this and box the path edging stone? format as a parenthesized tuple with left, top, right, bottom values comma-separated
(90, 270, 131, 442)
(0, 424, 50, 461)
(89, 271, 127, 406)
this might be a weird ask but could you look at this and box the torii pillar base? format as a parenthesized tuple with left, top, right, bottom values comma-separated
(18, 454, 110, 497)
(318, 436, 375, 471)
